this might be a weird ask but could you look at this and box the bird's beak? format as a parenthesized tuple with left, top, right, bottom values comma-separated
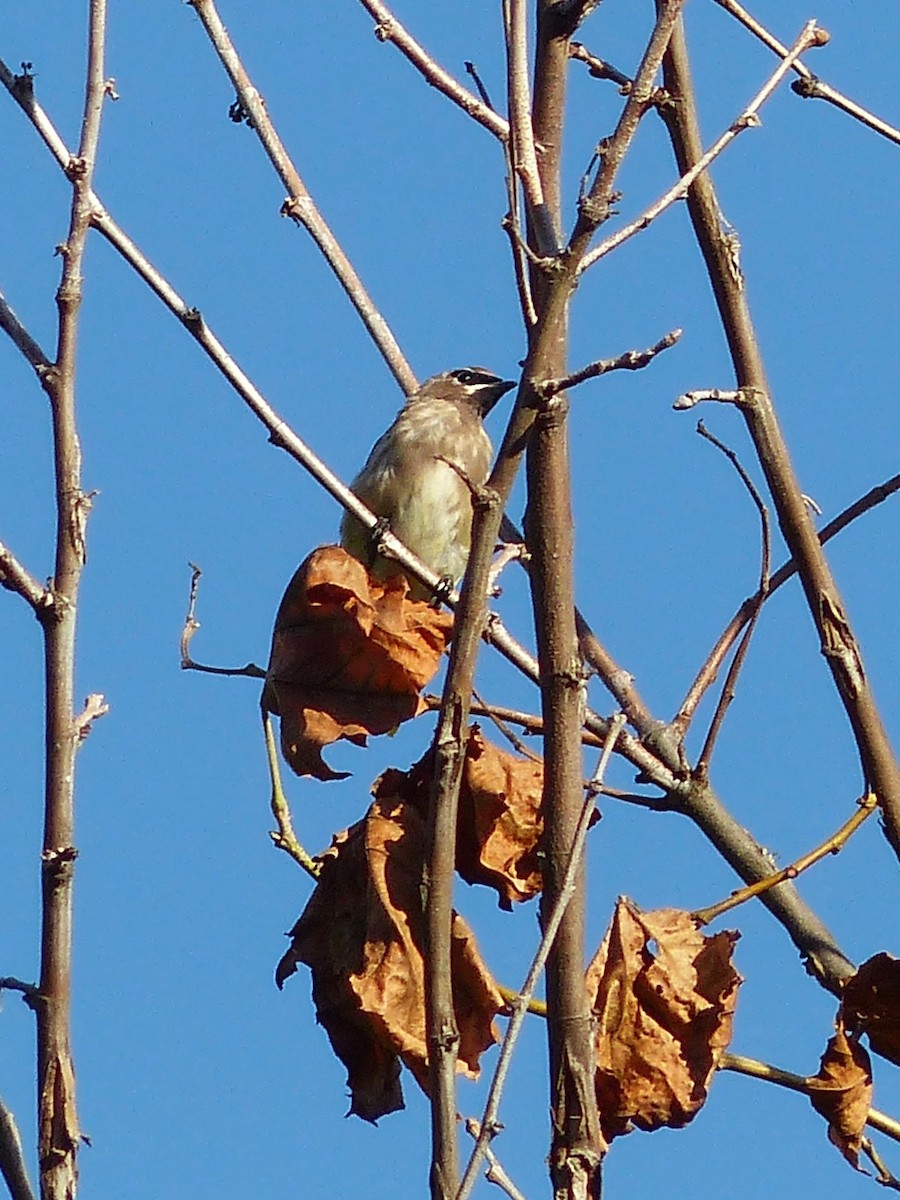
(480, 378, 516, 416)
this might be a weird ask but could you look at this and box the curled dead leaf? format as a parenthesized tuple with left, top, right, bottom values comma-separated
(262, 547, 452, 780)
(807, 1025, 872, 1169)
(276, 795, 503, 1121)
(841, 952, 900, 1066)
(457, 727, 543, 908)
(587, 897, 741, 1143)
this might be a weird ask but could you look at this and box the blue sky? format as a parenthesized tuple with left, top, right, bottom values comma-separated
(3, 2, 900, 1197)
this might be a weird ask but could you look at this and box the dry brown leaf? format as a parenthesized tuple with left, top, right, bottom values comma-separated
(457, 727, 544, 908)
(841, 952, 900, 1066)
(274, 819, 403, 1121)
(586, 897, 741, 1142)
(263, 547, 453, 779)
(276, 795, 503, 1120)
(807, 1025, 873, 1169)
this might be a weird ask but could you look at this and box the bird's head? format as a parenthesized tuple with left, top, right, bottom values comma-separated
(415, 367, 516, 418)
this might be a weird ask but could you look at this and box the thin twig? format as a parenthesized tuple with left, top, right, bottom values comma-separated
(0, 1096, 36, 1200)
(463, 1120, 527, 1200)
(693, 421, 770, 779)
(719, 1052, 900, 1143)
(694, 792, 877, 925)
(0, 538, 50, 614)
(675, 471, 900, 734)
(543, 327, 682, 394)
(503, 0, 556, 257)
(713, 0, 900, 148)
(357, 0, 510, 141)
(457, 714, 625, 1200)
(673, 387, 744, 408)
(179, 563, 266, 677)
(580, 20, 825, 273)
(0, 287, 53, 377)
(464, 63, 496, 113)
(862, 1138, 900, 1190)
(569, 42, 633, 90)
(470, 688, 544, 763)
(262, 710, 320, 879)
(187, 0, 416, 396)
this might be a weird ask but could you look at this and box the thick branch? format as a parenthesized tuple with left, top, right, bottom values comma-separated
(35, 5, 109, 1198)
(659, 14, 900, 862)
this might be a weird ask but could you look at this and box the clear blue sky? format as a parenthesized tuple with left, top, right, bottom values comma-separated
(3, 3, 900, 1197)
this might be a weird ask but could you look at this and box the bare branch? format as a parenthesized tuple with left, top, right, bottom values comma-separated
(187, 0, 417, 396)
(694, 792, 877, 925)
(262, 711, 321, 879)
(693, 421, 770, 779)
(0, 538, 50, 614)
(659, 13, 900, 864)
(0, 287, 53, 378)
(580, 20, 826, 274)
(569, 42, 633, 90)
(0, 1096, 36, 1200)
(463, 1120, 527, 1200)
(673, 386, 745, 409)
(33, 5, 111, 1196)
(357, 0, 510, 141)
(714, 0, 900, 148)
(543, 327, 681, 394)
(179, 563, 266, 678)
(686, 469, 900, 732)
(719, 1053, 900, 1143)
(503, 0, 557, 257)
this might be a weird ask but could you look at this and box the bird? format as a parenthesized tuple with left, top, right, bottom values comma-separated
(340, 367, 515, 600)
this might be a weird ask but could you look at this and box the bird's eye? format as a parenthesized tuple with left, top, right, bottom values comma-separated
(453, 369, 477, 385)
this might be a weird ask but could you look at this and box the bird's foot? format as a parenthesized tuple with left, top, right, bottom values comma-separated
(431, 574, 455, 608)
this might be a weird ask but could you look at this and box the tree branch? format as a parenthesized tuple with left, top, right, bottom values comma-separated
(675, 470, 900, 735)
(356, 0, 510, 141)
(693, 421, 770, 780)
(0, 1096, 36, 1200)
(0, 287, 53, 378)
(543, 327, 681, 394)
(579, 20, 825, 274)
(457, 716, 626, 1200)
(187, 0, 417, 396)
(713, 0, 900, 148)
(693, 792, 877, 926)
(659, 13, 900, 864)
(0, 537, 50, 615)
(35, 5, 110, 1197)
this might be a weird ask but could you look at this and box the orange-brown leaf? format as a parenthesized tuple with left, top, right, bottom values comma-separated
(841, 952, 900, 1066)
(586, 897, 741, 1142)
(263, 547, 453, 779)
(361, 796, 504, 1090)
(457, 727, 544, 908)
(807, 1026, 872, 1168)
(276, 796, 503, 1120)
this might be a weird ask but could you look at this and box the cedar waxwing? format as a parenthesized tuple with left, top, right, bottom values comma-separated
(340, 367, 515, 600)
